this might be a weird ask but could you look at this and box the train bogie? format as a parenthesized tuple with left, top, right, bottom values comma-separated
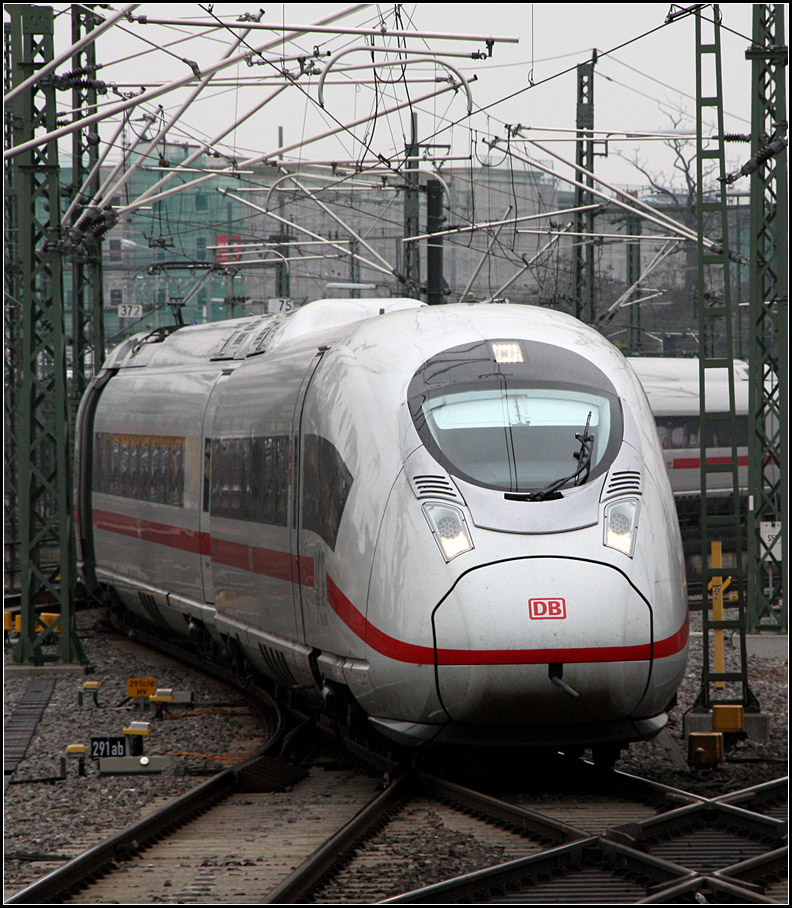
(77, 299, 688, 752)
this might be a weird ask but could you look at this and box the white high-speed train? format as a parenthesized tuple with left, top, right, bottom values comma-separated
(76, 299, 688, 756)
(628, 357, 749, 500)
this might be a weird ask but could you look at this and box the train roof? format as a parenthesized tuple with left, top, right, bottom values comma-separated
(102, 297, 425, 370)
(101, 298, 660, 388)
(628, 357, 749, 416)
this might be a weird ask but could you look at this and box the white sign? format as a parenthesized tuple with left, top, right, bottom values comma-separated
(118, 304, 143, 319)
(267, 298, 293, 313)
(760, 521, 781, 560)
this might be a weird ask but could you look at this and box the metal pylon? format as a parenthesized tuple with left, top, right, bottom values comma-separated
(574, 59, 596, 323)
(67, 4, 105, 424)
(693, 5, 757, 711)
(6, 4, 85, 664)
(746, 4, 787, 633)
(402, 112, 421, 298)
(4, 18, 22, 590)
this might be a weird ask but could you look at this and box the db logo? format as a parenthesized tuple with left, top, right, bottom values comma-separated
(529, 598, 566, 619)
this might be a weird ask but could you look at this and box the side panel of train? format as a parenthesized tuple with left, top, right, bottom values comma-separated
(628, 358, 749, 499)
(656, 413, 749, 497)
(89, 366, 215, 626)
(84, 341, 333, 695)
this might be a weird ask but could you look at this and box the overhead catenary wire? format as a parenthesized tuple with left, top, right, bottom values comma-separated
(597, 239, 683, 323)
(220, 188, 397, 279)
(108, 82, 459, 221)
(88, 6, 704, 229)
(3, 4, 372, 160)
(479, 226, 571, 303)
(3, 3, 140, 104)
(403, 203, 603, 242)
(458, 205, 512, 302)
(491, 137, 735, 257)
(274, 168, 396, 274)
(124, 14, 520, 46)
(40, 3, 750, 310)
(89, 25, 255, 221)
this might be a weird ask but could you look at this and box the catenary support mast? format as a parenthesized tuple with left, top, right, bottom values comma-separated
(693, 5, 756, 712)
(6, 3, 84, 664)
(746, 3, 787, 633)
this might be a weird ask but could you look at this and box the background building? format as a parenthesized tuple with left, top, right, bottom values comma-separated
(77, 142, 750, 360)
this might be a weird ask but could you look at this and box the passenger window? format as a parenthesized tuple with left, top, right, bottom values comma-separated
(302, 434, 353, 550)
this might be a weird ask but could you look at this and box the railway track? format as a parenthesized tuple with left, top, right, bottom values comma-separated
(7, 749, 787, 904)
(4, 678, 57, 789)
(6, 608, 787, 904)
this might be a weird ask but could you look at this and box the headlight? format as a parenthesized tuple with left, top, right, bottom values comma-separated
(423, 503, 474, 561)
(604, 498, 639, 557)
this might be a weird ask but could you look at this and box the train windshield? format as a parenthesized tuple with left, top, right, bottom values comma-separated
(408, 339, 622, 494)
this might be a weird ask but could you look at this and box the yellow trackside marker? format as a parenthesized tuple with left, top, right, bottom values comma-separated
(10, 613, 62, 633)
(707, 541, 731, 689)
(688, 731, 724, 766)
(38, 613, 61, 633)
(127, 678, 157, 699)
(712, 704, 745, 733)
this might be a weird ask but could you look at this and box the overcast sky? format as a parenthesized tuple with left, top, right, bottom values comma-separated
(28, 3, 769, 191)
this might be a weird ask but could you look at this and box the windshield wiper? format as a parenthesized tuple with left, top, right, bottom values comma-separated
(505, 411, 595, 502)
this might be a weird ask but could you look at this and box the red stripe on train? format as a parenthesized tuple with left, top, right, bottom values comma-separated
(94, 509, 689, 666)
(92, 509, 312, 585)
(92, 509, 202, 554)
(326, 577, 689, 666)
(671, 456, 749, 469)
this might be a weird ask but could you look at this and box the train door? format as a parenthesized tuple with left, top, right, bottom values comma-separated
(198, 371, 230, 604)
(73, 369, 116, 593)
(291, 349, 329, 645)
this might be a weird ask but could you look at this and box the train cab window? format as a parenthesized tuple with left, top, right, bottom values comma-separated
(408, 339, 623, 495)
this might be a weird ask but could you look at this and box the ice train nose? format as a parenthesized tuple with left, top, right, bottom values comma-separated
(433, 557, 654, 725)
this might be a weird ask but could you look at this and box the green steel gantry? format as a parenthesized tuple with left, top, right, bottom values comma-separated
(574, 59, 596, 324)
(66, 4, 105, 425)
(692, 5, 757, 711)
(745, 4, 787, 634)
(5, 3, 84, 664)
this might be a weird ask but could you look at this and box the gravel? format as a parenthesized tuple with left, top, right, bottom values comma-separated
(4, 607, 270, 898)
(4, 605, 787, 899)
(617, 612, 788, 795)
